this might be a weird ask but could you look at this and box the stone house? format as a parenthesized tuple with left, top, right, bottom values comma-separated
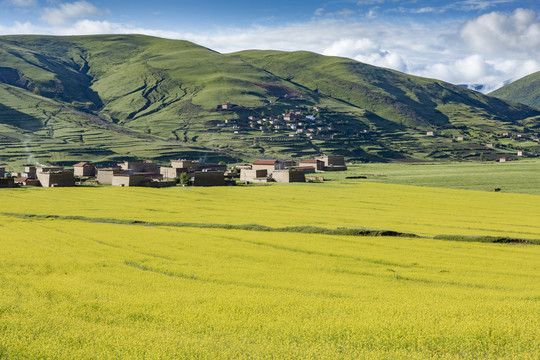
(119, 160, 158, 173)
(271, 169, 306, 183)
(251, 160, 285, 175)
(22, 166, 37, 179)
(315, 155, 347, 171)
(73, 162, 96, 177)
(299, 159, 325, 171)
(112, 174, 146, 187)
(14, 177, 40, 186)
(240, 169, 268, 183)
(36, 167, 75, 187)
(161, 159, 202, 179)
(290, 166, 316, 174)
(96, 167, 122, 185)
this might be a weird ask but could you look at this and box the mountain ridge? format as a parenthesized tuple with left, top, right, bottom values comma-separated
(0, 34, 539, 167)
(490, 71, 540, 109)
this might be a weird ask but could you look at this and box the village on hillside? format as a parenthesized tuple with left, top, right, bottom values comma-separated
(0, 155, 347, 189)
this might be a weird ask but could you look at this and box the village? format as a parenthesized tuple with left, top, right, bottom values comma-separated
(214, 102, 348, 141)
(0, 155, 347, 188)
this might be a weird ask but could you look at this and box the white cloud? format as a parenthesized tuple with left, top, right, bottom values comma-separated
(0, 20, 37, 34)
(356, 0, 385, 5)
(456, 0, 515, 11)
(460, 8, 540, 56)
(41, 1, 104, 26)
(5, 0, 36, 7)
(323, 38, 407, 72)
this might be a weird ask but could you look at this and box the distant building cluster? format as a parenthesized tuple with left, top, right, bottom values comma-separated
(239, 155, 347, 184)
(214, 103, 340, 140)
(0, 155, 347, 188)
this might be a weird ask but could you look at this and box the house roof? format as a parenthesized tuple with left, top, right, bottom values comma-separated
(299, 159, 318, 163)
(252, 160, 279, 165)
(73, 162, 93, 167)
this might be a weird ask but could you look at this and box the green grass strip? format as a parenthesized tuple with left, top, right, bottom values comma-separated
(1, 212, 418, 238)
(3, 212, 538, 244)
(433, 234, 540, 245)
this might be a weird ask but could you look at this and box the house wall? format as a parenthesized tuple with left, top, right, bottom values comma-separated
(317, 155, 345, 166)
(299, 160, 324, 171)
(316, 155, 347, 171)
(37, 171, 75, 187)
(97, 168, 121, 185)
(37, 166, 64, 174)
(170, 160, 200, 171)
(145, 180, 177, 188)
(119, 161, 158, 172)
(240, 169, 268, 182)
(192, 171, 225, 187)
(112, 174, 146, 187)
(24, 166, 36, 177)
(0, 178, 15, 188)
(272, 169, 306, 183)
(160, 167, 186, 179)
(252, 164, 278, 175)
(74, 165, 96, 177)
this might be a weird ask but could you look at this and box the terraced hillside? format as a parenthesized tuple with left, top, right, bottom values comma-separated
(1, 34, 539, 167)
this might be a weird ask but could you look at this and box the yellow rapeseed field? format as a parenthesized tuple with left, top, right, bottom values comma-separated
(1, 182, 540, 238)
(0, 182, 539, 359)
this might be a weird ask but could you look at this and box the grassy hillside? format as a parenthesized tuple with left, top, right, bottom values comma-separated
(490, 71, 540, 108)
(233, 50, 536, 128)
(1, 183, 539, 359)
(1, 34, 539, 167)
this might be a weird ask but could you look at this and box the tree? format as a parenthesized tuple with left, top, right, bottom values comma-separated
(179, 172, 190, 186)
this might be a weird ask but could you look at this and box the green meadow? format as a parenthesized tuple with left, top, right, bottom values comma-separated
(323, 159, 540, 195)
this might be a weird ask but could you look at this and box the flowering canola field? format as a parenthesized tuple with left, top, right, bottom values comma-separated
(0, 183, 539, 359)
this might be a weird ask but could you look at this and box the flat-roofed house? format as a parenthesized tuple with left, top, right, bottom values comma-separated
(37, 166, 64, 174)
(73, 162, 96, 177)
(251, 160, 284, 175)
(111, 173, 146, 187)
(119, 160, 158, 173)
(290, 166, 316, 174)
(192, 171, 226, 187)
(36, 167, 75, 187)
(96, 167, 122, 185)
(299, 159, 325, 171)
(161, 159, 201, 179)
(271, 169, 306, 183)
(170, 160, 201, 172)
(240, 169, 268, 183)
(315, 155, 347, 171)
(15, 177, 40, 186)
(22, 166, 37, 179)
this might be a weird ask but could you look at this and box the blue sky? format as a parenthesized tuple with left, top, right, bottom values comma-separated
(1, 0, 540, 91)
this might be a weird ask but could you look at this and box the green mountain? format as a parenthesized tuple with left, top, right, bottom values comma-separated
(1, 34, 539, 167)
(490, 72, 540, 108)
